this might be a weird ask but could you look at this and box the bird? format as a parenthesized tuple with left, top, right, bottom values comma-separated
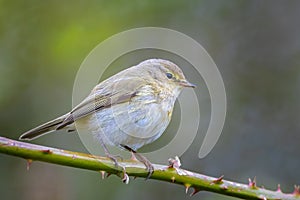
(19, 58, 195, 177)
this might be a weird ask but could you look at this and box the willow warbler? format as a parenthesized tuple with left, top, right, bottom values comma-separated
(20, 59, 195, 176)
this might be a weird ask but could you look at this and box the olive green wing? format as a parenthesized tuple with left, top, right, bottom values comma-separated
(56, 78, 148, 129)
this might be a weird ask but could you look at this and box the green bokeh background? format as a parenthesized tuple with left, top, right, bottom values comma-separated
(0, 1, 299, 200)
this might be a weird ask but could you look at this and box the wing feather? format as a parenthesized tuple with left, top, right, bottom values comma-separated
(56, 77, 146, 129)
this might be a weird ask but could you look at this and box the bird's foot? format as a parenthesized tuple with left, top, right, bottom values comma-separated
(120, 166, 129, 184)
(121, 145, 154, 179)
(105, 153, 129, 183)
(133, 152, 154, 179)
(105, 153, 123, 168)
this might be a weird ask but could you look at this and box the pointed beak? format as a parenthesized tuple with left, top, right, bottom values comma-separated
(179, 80, 196, 88)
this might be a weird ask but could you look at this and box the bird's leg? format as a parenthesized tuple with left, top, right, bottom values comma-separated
(133, 152, 154, 179)
(99, 138, 122, 168)
(99, 140, 129, 183)
(130, 151, 138, 161)
(122, 145, 154, 179)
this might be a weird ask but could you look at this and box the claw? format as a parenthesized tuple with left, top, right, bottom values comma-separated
(121, 145, 154, 179)
(122, 172, 130, 184)
(100, 138, 123, 167)
(133, 152, 154, 179)
(105, 153, 123, 168)
(116, 166, 129, 184)
(144, 161, 154, 179)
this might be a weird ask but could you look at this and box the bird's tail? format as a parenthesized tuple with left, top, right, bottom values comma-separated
(19, 113, 73, 140)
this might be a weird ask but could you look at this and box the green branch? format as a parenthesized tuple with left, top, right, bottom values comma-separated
(0, 136, 299, 200)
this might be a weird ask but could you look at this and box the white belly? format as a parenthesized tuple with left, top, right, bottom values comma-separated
(85, 100, 172, 151)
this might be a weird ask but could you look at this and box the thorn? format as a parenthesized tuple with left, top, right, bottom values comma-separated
(171, 176, 176, 183)
(276, 184, 282, 193)
(190, 187, 201, 197)
(41, 149, 52, 154)
(248, 177, 257, 189)
(106, 173, 111, 178)
(212, 175, 224, 184)
(293, 185, 300, 196)
(168, 156, 181, 169)
(26, 159, 32, 171)
(184, 183, 191, 194)
(100, 171, 105, 179)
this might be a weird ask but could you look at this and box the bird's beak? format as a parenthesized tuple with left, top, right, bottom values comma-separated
(179, 80, 196, 88)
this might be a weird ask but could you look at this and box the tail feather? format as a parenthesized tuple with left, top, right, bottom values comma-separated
(19, 113, 72, 140)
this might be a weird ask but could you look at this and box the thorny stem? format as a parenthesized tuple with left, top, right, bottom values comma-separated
(0, 136, 299, 200)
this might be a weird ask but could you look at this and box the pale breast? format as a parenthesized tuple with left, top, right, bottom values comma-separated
(87, 93, 173, 151)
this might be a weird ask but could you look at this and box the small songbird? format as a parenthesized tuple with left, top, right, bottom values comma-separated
(19, 59, 195, 176)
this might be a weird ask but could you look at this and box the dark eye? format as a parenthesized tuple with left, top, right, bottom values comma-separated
(166, 72, 173, 79)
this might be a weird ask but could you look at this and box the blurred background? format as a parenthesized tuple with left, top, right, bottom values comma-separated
(0, 1, 299, 200)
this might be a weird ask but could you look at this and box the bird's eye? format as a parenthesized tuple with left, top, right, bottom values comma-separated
(166, 72, 173, 79)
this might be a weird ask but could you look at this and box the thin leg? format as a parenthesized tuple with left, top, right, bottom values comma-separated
(99, 140, 129, 183)
(130, 151, 138, 161)
(133, 152, 154, 179)
(99, 137, 120, 167)
(122, 145, 154, 179)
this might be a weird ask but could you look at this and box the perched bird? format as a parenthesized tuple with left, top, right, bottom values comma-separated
(19, 59, 195, 177)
